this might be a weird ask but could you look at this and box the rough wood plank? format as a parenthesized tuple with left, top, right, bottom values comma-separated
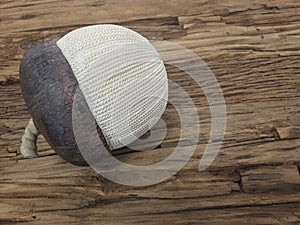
(0, 0, 300, 224)
(276, 126, 300, 140)
(240, 165, 300, 193)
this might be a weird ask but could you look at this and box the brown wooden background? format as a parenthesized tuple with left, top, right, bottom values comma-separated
(1, 0, 300, 224)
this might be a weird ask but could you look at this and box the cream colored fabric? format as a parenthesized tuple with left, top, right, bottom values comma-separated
(57, 25, 168, 150)
(20, 118, 39, 158)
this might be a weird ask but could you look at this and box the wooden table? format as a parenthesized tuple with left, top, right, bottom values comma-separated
(1, 0, 300, 224)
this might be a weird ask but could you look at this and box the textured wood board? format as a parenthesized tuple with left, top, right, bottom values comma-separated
(0, 0, 300, 224)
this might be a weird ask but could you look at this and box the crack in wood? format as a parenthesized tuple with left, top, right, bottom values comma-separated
(135, 202, 300, 215)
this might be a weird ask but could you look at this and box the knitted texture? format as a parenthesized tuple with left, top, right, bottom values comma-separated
(20, 118, 39, 158)
(57, 25, 168, 150)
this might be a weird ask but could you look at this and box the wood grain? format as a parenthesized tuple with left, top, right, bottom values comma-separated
(0, 0, 300, 224)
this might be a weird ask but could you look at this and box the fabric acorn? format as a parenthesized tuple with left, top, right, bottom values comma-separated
(19, 24, 168, 166)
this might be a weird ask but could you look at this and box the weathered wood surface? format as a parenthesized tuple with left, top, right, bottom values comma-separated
(1, 0, 300, 224)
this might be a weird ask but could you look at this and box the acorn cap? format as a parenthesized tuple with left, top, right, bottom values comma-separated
(20, 25, 168, 165)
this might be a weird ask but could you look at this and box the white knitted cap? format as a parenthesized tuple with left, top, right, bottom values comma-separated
(57, 25, 168, 150)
